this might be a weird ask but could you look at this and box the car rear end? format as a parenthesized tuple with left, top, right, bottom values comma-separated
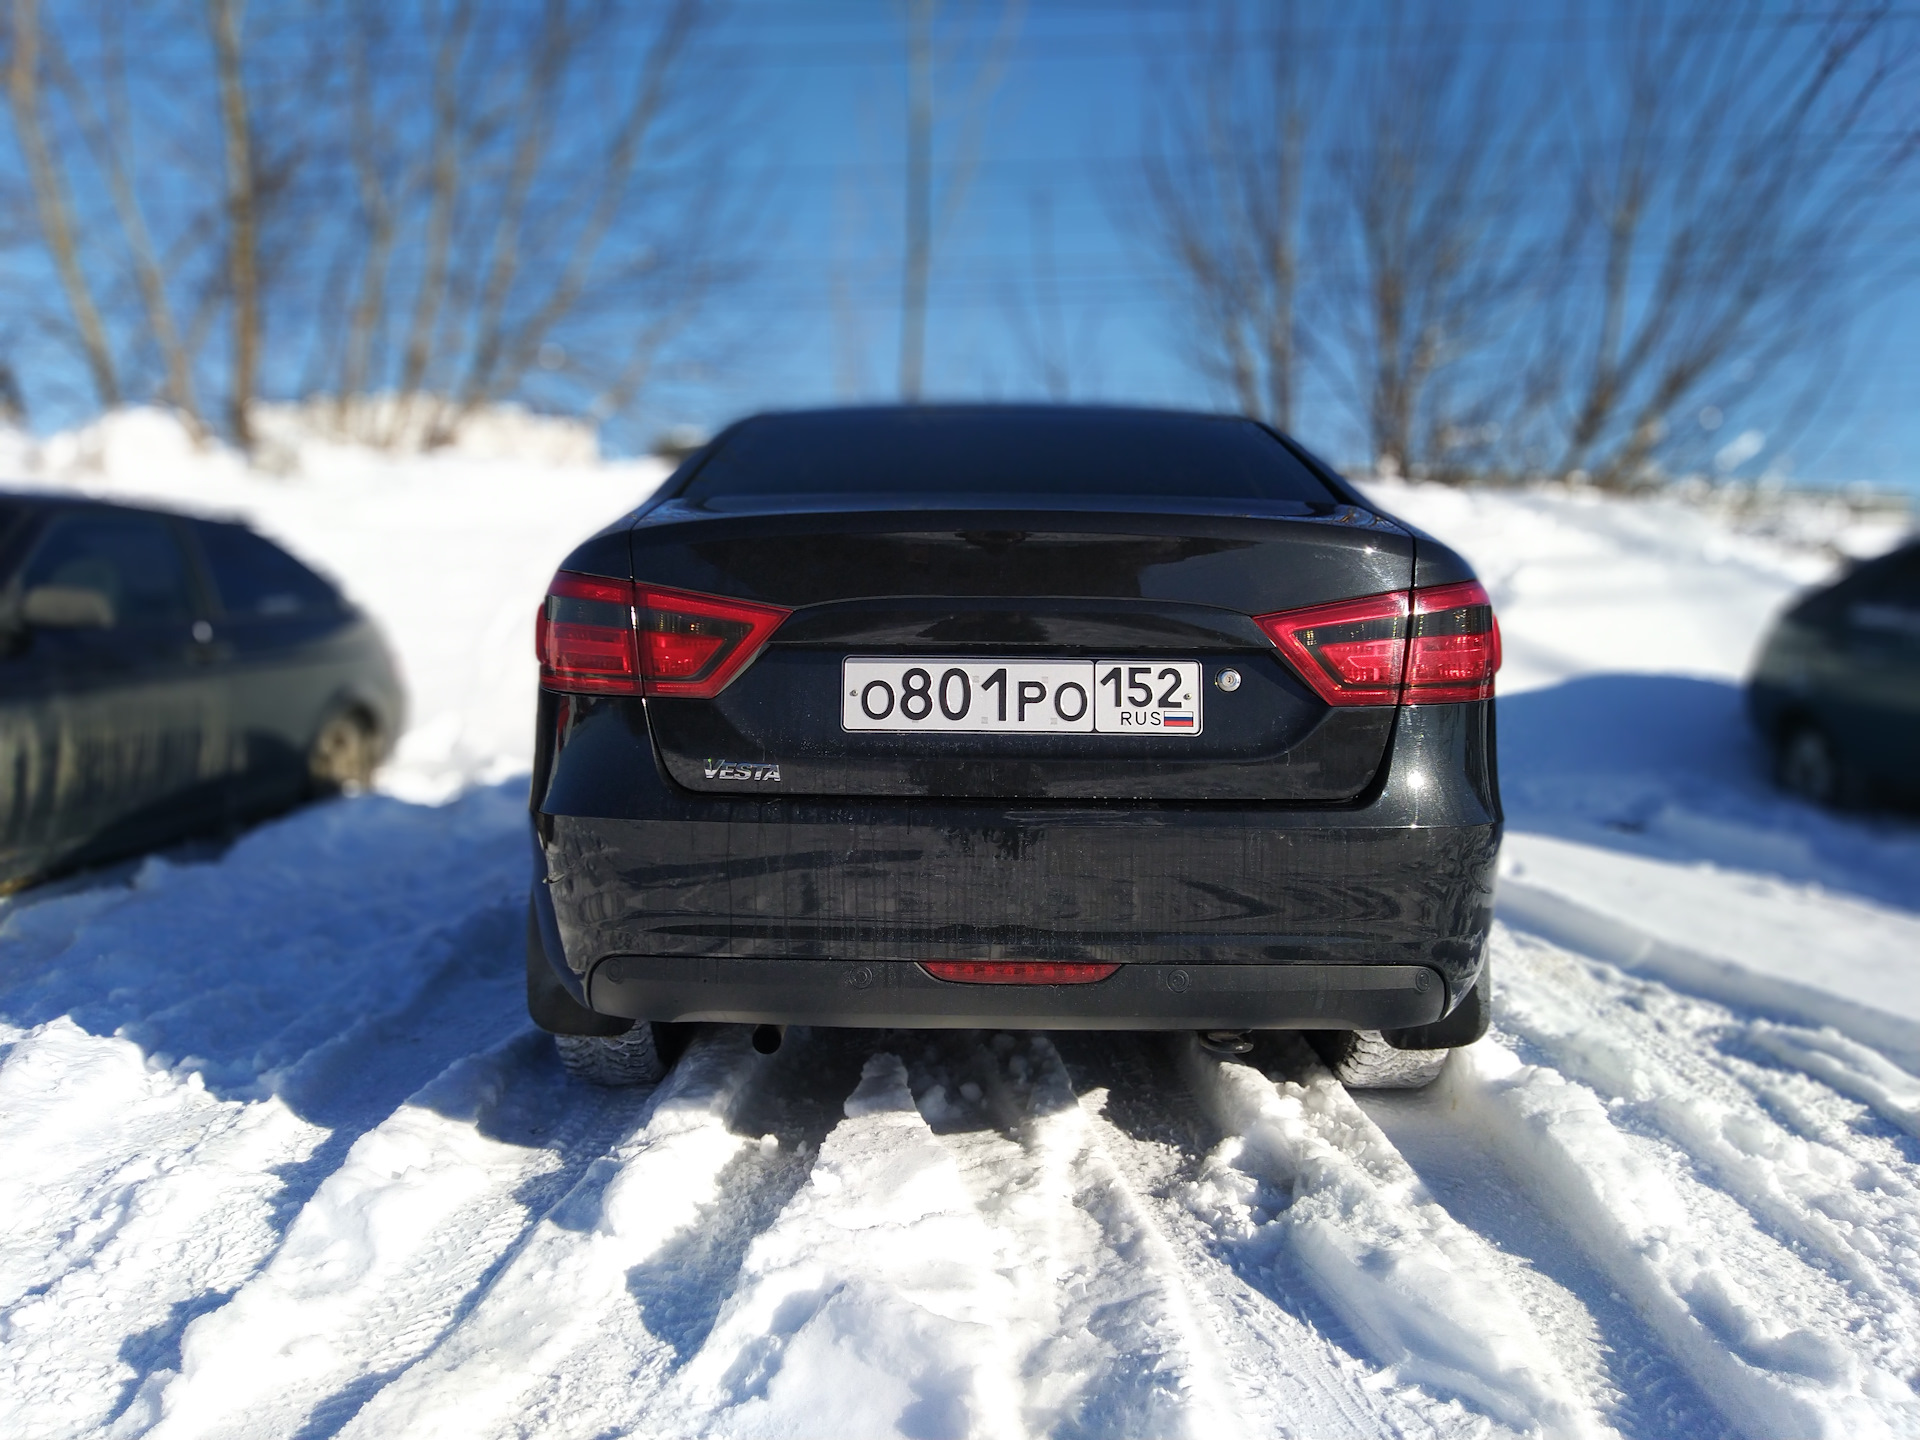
(527, 407, 1500, 1043)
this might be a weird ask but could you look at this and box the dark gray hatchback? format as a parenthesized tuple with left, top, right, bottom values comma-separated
(527, 407, 1502, 1089)
(0, 493, 405, 891)
(1749, 538, 1920, 807)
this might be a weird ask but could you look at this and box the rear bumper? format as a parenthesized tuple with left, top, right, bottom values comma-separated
(530, 697, 1500, 1027)
(586, 955, 1445, 1030)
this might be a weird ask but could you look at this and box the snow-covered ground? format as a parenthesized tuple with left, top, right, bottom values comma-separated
(2, 413, 1917, 1439)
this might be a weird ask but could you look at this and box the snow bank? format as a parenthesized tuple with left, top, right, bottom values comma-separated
(1499, 836, 1920, 1064)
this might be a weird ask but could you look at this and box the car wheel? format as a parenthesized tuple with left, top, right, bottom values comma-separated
(555, 1026, 666, 1087)
(1777, 723, 1850, 807)
(1310, 1029, 1450, 1090)
(308, 710, 377, 794)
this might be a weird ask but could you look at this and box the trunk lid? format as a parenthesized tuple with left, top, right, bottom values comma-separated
(629, 502, 1412, 802)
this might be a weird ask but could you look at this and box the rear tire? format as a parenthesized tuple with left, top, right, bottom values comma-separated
(1310, 1029, 1450, 1090)
(308, 709, 377, 795)
(1777, 722, 1856, 807)
(556, 1026, 666, 1087)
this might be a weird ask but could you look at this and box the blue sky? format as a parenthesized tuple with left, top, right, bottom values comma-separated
(4, 0, 1913, 491)
(685, 0, 1920, 491)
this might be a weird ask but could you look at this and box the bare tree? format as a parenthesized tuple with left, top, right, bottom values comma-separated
(390, 0, 473, 443)
(1528, 0, 1916, 488)
(1139, 1, 1312, 429)
(205, 0, 259, 447)
(43, 7, 204, 434)
(1002, 190, 1101, 399)
(6, 0, 119, 408)
(895, 0, 1022, 401)
(1140, 4, 1542, 477)
(1317, 6, 1546, 479)
(899, 0, 932, 399)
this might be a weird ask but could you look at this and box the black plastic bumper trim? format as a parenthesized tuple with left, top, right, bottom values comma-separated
(585, 955, 1446, 1030)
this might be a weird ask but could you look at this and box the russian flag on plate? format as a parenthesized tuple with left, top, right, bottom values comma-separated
(1161, 712, 1195, 730)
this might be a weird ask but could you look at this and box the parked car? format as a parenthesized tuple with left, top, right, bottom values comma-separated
(0, 494, 405, 892)
(526, 406, 1501, 1089)
(1749, 537, 1920, 808)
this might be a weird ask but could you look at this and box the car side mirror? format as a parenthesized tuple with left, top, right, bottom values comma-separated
(22, 584, 115, 629)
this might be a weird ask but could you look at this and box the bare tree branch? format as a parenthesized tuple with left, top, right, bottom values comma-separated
(7, 0, 119, 407)
(205, 0, 259, 447)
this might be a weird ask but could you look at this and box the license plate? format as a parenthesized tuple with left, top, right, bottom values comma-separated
(842, 659, 1204, 735)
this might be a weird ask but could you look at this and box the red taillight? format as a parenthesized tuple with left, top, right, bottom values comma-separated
(536, 573, 640, 694)
(1254, 580, 1499, 706)
(536, 573, 789, 698)
(1405, 580, 1500, 703)
(1254, 591, 1409, 706)
(921, 961, 1120, 985)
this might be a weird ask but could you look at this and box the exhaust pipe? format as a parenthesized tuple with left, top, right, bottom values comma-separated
(751, 1023, 785, 1055)
(1198, 1029, 1253, 1056)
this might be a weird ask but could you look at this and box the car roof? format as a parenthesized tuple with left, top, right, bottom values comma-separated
(0, 488, 250, 529)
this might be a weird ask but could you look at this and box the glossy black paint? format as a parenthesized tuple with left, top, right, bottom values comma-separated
(0, 494, 406, 889)
(1748, 539, 1920, 799)
(531, 692, 1498, 1022)
(529, 405, 1500, 1033)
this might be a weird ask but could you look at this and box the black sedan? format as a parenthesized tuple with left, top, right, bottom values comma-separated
(0, 493, 405, 892)
(526, 406, 1502, 1089)
(1749, 537, 1920, 807)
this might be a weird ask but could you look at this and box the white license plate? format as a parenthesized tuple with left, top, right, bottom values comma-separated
(842, 658, 1204, 735)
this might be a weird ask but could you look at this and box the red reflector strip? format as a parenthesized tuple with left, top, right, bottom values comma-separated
(921, 961, 1120, 985)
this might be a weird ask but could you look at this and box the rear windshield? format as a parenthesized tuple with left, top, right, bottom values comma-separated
(676, 409, 1340, 506)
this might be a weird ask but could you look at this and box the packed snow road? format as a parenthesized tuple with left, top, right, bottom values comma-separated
(3, 783, 1919, 1439)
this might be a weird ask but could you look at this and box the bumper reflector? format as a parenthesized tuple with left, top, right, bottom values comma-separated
(921, 961, 1120, 985)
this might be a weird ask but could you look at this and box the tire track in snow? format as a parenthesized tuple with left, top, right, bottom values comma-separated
(1176, 1033, 1612, 1440)
(979, 1029, 1485, 1439)
(1355, 1071, 1737, 1440)
(1496, 929, 1920, 1326)
(0, 1020, 324, 1440)
(328, 1027, 774, 1440)
(1744, 1021, 1920, 1144)
(1449, 928, 1920, 1438)
(913, 1031, 1248, 1439)
(635, 1048, 1041, 1439)
(124, 1030, 643, 1440)
(494, 1027, 877, 1440)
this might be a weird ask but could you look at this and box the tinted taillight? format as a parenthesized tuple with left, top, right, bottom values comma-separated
(1405, 580, 1500, 703)
(1254, 591, 1409, 706)
(1254, 581, 1499, 706)
(536, 573, 640, 694)
(536, 573, 789, 698)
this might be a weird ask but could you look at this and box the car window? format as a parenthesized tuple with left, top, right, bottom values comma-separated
(21, 512, 194, 626)
(677, 409, 1340, 506)
(1864, 546, 1920, 606)
(190, 520, 339, 618)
